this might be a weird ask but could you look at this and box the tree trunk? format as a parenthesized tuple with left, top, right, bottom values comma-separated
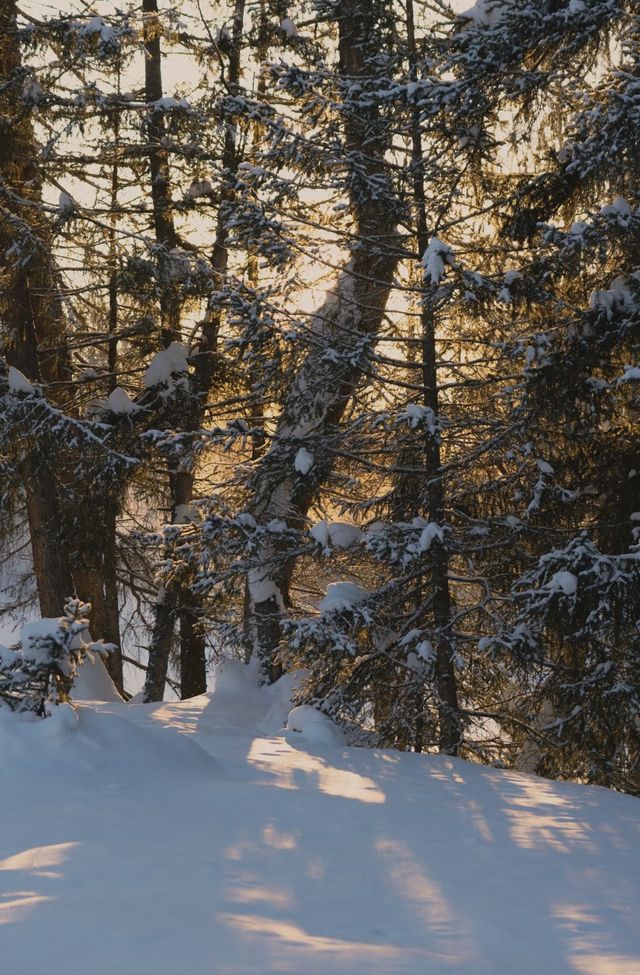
(143, 587, 176, 701)
(72, 501, 123, 690)
(407, 0, 461, 755)
(179, 588, 206, 698)
(178, 0, 245, 696)
(140, 0, 179, 700)
(141, 0, 180, 346)
(142, 0, 246, 700)
(248, 0, 400, 679)
(0, 0, 74, 618)
(99, 79, 124, 690)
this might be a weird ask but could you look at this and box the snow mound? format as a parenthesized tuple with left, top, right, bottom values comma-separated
(72, 654, 123, 702)
(258, 671, 305, 735)
(399, 402, 438, 432)
(190, 657, 287, 737)
(75, 15, 118, 45)
(327, 522, 362, 548)
(213, 656, 260, 696)
(0, 703, 215, 788)
(0, 681, 639, 975)
(74, 708, 215, 784)
(286, 704, 346, 745)
(590, 276, 634, 318)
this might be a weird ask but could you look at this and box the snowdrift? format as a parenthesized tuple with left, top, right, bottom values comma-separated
(0, 660, 638, 975)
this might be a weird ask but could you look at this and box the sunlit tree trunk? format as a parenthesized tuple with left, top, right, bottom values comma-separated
(144, 0, 246, 700)
(248, 0, 400, 681)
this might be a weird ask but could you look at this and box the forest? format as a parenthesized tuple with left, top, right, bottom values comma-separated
(1, 0, 640, 798)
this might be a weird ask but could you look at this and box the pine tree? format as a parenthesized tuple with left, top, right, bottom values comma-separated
(0, 597, 110, 714)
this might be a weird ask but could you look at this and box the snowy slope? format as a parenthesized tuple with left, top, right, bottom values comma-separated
(1, 662, 639, 975)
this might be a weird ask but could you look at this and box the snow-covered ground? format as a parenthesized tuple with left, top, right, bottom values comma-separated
(1, 660, 639, 975)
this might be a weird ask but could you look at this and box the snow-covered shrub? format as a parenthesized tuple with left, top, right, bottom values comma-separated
(0, 599, 110, 716)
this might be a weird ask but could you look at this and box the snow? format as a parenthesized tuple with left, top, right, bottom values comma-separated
(399, 403, 439, 433)
(20, 618, 66, 664)
(549, 570, 578, 595)
(7, 366, 35, 394)
(105, 386, 136, 413)
(311, 520, 330, 548)
(151, 96, 190, 112)
(237, 163, 266, 179)
(618, 365, 640, 383)
(600, 196, 632, 219)
(418, 522, 445, 552)
(459, 0, 506, 27)
(311, 520, 362, 550)
(327, 522, 362, 548)
(590, 276, 634, 319)
(280, 17, 298, 37)
(173, 503, 201, 524)
(294, 446, 314, 475)
(319, 581, 366, 612)
(72, 655, 122, 703)
(58, 191, 74, 214)
(0, 644, 19, 668)
(143, 341, 189, 387)
(186, 179, 213, 198)
(76, 15, 117, 45)
(247, 571, 281, 606)
(400, 630, 435, 663)
(22, 77, 44, 105)
(421, 237, 455, 285)
(1, 659, 639, 975)
(416, 640, 435, 661)
(286, 705, 346, 745)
